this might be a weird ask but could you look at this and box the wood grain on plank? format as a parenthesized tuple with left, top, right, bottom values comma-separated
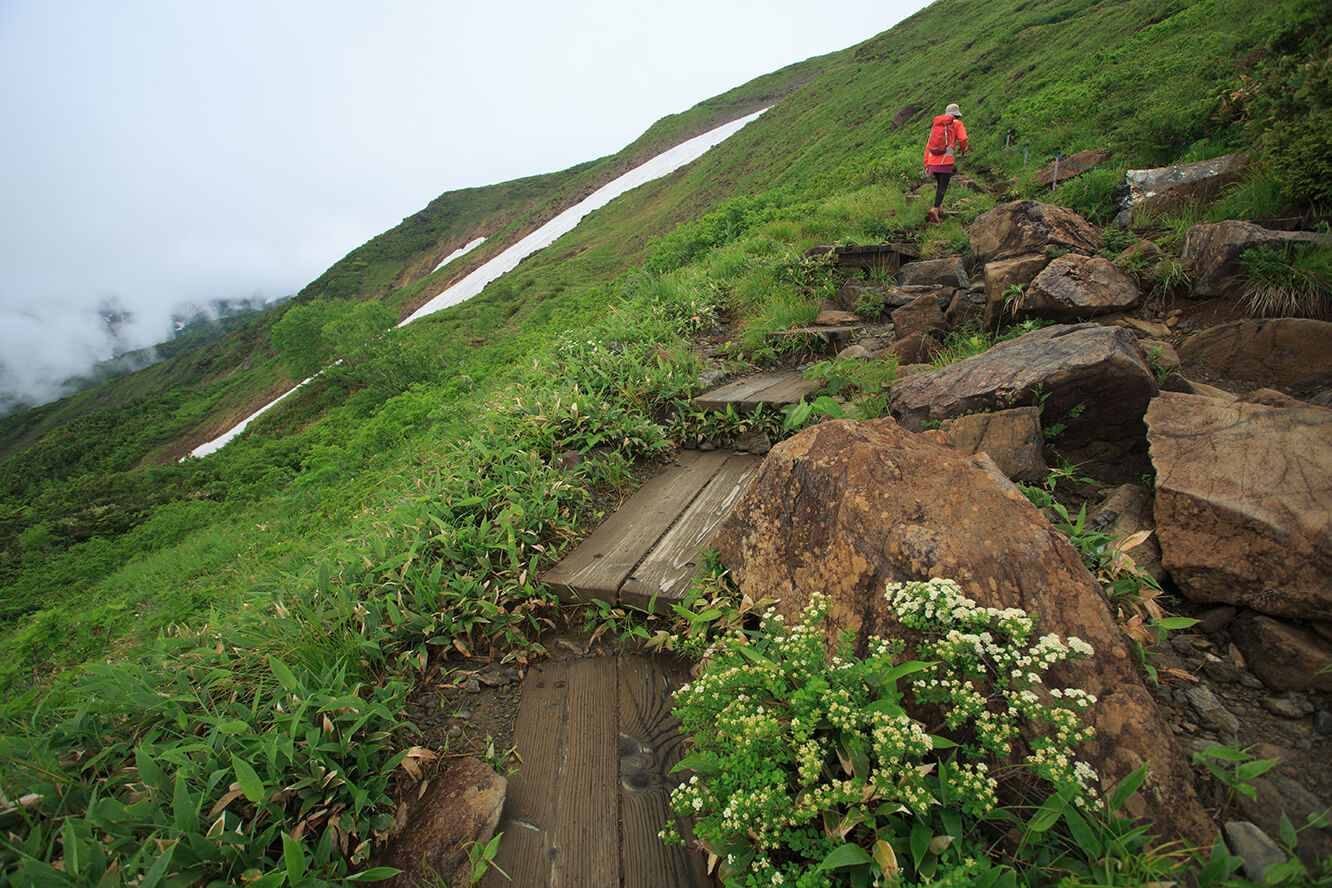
(691, 372, 794, 411)
(541, 450, 726, 602)
(620, 453, 762, 611)
(618, 656, 714, 888)
(490, 657, 619, 887)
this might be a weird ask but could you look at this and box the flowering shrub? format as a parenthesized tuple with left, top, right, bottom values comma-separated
(664, 578, 1104, 887)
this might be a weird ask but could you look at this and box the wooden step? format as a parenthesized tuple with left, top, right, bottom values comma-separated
(804, 242, 919, 272)
(541, 450, 761, 613)
(691, 371, 817, 412)
(490, 654, 712, 887)
(619, 452, 760, 611)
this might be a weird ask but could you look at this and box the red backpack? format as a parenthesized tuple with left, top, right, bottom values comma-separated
(927, 118, 953, 155)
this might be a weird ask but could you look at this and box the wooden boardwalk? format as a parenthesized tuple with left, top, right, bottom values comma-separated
(690, 371, 817, 413)
(542, 450, 762, 612)
(490, 653, 713, 887)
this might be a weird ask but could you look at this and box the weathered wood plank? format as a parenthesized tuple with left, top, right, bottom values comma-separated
(804, 242, 920, 271)
(619, 656, 714, 887)
(490, 657, 620, 887)
(692, 372, 816, 412)
(620, 453, 762, 611)
(541, 450, 727, 602)
(690, 373, 787, 411)
(739, 372, 819, 406)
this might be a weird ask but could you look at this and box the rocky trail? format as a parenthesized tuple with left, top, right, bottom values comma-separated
(377, 160, 1331, 885)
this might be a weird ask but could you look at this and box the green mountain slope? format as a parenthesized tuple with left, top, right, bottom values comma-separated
(1, 0, 1328, 880)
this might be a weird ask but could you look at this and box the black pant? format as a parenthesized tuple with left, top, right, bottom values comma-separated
(933, 171, 953, 208)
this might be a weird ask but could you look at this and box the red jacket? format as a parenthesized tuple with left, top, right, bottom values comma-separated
(924, 114, 968, 170)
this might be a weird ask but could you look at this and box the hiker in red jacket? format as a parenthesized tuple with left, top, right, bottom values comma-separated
(924, 103, 968, 223)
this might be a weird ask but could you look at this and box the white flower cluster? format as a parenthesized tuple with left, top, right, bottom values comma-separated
(870, 711, 934, 766)
(883, 578, 1104, 808)
(947, 761, 999, 816)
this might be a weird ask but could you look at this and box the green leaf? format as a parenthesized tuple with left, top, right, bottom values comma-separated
(1195, 744, 1248, 762)
(909, 822, 932, 867)
(1062, 808, 1102, 858)
(346, 867, 405, 882)
(1155, 616, 1199, 630)
(819, 843, 874, 870)
(1108, 762, 1148, 812)
(282, 832, 307, 885)
(172, 772, 198, 835)
(882, 660, 934, 684)
(268, 656, 300, 692)
(1026, 787, 1074, 834)
(671, 752, 721, 776)
(231, 754, 265, 804)
(1279, 811, 1297, 849)
(138, 844, 176, 888)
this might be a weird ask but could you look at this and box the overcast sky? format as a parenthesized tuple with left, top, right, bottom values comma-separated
(0, 0, 930, 409)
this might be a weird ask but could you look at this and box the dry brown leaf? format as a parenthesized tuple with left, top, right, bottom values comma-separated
(208, 787, 245, 819)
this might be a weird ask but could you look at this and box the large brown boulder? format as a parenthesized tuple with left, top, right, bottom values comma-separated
(1179, 318, 1332, 392)
(969, 200, 1103, 265)
(712, 418, 1212, 845)
(890, 323, 1157, 453)
(1145, 392, 1332, 620)
(1181, 220, 1332, 300)
(1015, 254, 1142, 322)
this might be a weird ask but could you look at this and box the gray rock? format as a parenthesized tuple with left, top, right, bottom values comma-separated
(837, 344, 874, 361)
(734, 428, 772, 455)
(1262, 694, 1315, 720)
(1231, 614, 1332, 693)
(465, 677, 481, 694)
(711, 416, 1213, 843)
(1013, 254, 1143, 322)
(1315, 710, 1332, 735)
(970, 200, 1103, 265)
(898, 257, 970, 290)
(891, 324, 1157, 454)
(1185, 684, 1239, 736)
(1202, 656, 1241, 685)
(890, 292, 950, 340)
(698, 369, 727, 388)
(1182, 220, 1331, 300)
(1115, 154, 1249, 229)
(1224, 820, 1287, 884)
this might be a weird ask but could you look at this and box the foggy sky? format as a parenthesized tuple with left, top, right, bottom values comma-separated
(0, 0, 930, 411)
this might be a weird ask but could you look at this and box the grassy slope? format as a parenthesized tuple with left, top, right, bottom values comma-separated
(0, 0, 1302, 692)
(2, 0, 1326, 881)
